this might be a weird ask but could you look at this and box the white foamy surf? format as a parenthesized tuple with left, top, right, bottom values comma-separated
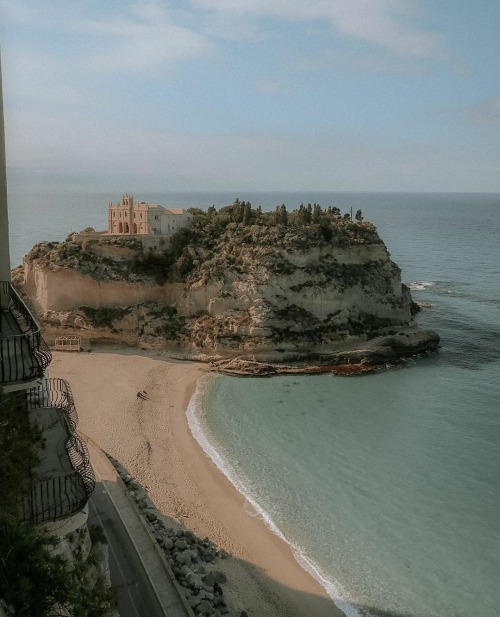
(409, 280, 435, 291)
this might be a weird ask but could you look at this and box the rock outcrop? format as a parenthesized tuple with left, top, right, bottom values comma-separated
(13, 205, 439, 366)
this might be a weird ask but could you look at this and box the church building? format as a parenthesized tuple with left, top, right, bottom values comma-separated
(108, 194, 193, 236)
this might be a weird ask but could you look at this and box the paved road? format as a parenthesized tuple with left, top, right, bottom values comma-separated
(89, 484, 166, 617)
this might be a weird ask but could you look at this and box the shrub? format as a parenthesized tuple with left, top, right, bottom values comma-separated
(0, 393, 44, 517)
(0, 514, 117, 617)
(132, 250, 173, 284)
(80, 306, 129, 328)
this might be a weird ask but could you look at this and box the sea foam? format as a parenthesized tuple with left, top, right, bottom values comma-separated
(409, 280, 435, 291)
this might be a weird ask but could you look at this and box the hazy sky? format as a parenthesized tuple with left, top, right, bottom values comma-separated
(1, 1, 499, 193)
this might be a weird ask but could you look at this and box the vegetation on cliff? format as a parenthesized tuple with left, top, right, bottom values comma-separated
(24, 200, 380, 286)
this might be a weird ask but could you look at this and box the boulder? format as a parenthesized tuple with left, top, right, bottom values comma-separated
(197, 599, 215, 616)
(163, 537, 174, 550)
(186, 572, 203, 590)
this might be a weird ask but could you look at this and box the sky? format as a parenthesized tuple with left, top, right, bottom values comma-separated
(1, 0, 500, 193)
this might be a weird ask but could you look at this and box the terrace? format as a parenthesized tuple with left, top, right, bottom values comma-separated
(0, 379, 95, 524)
(1, 280, 52, 389)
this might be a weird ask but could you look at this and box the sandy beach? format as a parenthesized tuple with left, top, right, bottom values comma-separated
(51, 349, 343, 617)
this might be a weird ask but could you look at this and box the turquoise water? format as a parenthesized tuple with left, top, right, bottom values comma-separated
(186, 194, 500, 617)
(8, 190, 500, 617)
(190, 363, 500, 617)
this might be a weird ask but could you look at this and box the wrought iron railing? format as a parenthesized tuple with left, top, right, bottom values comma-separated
(21, 470, 91, 524)
(1, 281, 52, 385)
(19, 432, 96, 524)
(26, 378, 78, 432)
(1, 379, 96, 524)
(66, 432, 96, 497)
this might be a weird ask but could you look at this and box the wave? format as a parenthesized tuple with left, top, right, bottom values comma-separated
(408, 280, 435, 291)
(186, 374, 363, 617)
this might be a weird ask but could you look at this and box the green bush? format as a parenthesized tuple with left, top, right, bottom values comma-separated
(80, 306, 129, 328)
(0, 514, 116, 616)
(0, 395, 116, 617)
(0, 394, 44, 517)
(132, 251, 174, 284)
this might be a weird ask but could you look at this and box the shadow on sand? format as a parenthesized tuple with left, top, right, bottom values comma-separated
(223, 554, 422, 617)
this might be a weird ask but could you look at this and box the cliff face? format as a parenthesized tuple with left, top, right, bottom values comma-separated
(21, 261, 185, 313)
(13, 210, 439, 364)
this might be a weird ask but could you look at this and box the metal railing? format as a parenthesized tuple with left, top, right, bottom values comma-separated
(66, 432, 96, 498)
(1, 377, 96, 524)
(26, 378, 78, 432)
(19, 432, 96, 524)
(1, 281, 52, 385)
(21, 470, 91, 524)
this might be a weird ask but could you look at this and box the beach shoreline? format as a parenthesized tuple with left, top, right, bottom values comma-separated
(52, 349, 343, 617)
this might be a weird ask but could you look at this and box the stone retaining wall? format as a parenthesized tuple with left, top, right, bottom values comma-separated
(107, 455, 246, 617)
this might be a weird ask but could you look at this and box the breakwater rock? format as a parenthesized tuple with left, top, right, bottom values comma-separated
(108, 455, 241, 617)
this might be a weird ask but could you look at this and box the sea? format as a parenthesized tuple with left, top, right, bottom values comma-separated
(7, 190, 500, 617)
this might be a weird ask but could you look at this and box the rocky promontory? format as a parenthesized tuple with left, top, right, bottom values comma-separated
(13, 200, 439, 367)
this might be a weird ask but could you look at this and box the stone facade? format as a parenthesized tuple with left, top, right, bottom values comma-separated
(108, 194, 193, 236)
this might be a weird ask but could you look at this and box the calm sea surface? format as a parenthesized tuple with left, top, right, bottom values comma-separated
(8, 191, 500, 617)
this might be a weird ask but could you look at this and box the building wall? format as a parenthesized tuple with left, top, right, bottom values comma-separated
(0, 57, 11, 286)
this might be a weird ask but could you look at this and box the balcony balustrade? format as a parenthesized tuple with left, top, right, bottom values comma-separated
(21, 466, 93, 524)
(1, 281, 52, 387)
(26, 378, 78, 432)
(66, 432, 96, 498)
(20, 425, 95, 524)
(1, 384, 95, 524)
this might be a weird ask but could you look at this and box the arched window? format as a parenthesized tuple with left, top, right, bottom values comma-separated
(118, 222, 123, 233)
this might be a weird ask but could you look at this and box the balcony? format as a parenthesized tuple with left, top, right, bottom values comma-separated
(1, 281, 52, 388)
(1, 380, 95, 524)
(26, 377, 79, 432)
(22, 429, 96, 524)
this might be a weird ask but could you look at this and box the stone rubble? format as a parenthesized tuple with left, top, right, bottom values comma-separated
(107, 455, 245, 617)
